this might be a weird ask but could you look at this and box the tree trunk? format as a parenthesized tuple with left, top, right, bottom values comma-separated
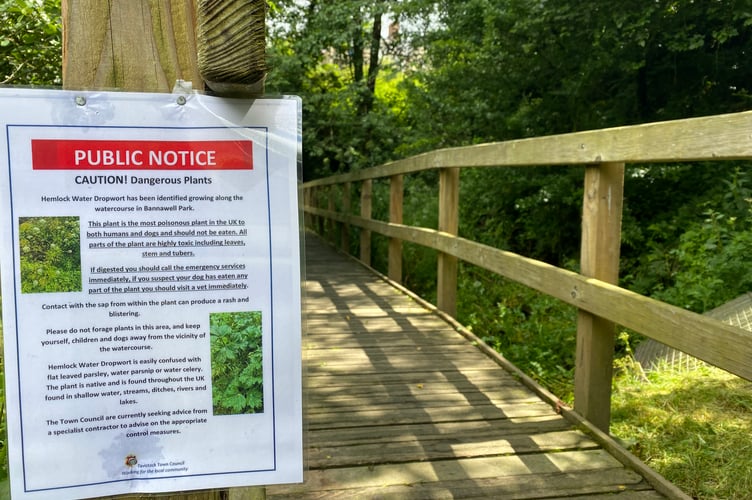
(365, 10, 382, 103)
(352, 10, 365, 84)
(357, 8, 382, 115)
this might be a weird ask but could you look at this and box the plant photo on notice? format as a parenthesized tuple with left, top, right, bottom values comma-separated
(19, 216, 82, 293)
(210, 310, 264, 415)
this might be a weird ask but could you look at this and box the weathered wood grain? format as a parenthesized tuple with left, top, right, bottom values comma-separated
(340, 182, 351, 252)
(271, 451, 642, 497)
(305, 415, 573, 448)
(196, 0, 266, 95)
(62, 0, 201, 92)
(389, 174, 403, 282)
(269, 468, 661, 500)
(308, 429, 599, 468)
(575, 162, 625, 431)
(359, 179, 372, 264)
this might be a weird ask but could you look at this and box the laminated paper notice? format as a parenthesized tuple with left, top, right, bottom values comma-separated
(0, 90, 302, 499)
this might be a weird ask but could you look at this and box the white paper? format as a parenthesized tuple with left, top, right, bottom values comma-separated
(0, 89, 302, 499)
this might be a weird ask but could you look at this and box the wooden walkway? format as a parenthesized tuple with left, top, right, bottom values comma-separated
(266, 235, 668, 499)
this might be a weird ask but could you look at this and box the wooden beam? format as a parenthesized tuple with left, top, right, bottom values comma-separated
(574, 163, 624, 433)
(341, 182, 351, 253)
(314, 187, 324, 235)
(303, 188, 313, 230)
(327, 188, 336, 244)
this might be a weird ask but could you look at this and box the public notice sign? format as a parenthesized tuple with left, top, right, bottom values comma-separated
(0, 89, 303, 499)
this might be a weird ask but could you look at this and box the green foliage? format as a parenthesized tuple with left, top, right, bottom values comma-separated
(460, 167, 584, 265)
(651, 206, 752, 311)
(622, 165, 752, 312)
(458, 266, 578, 400)
(267, 0, 411, 178)
(0, 0, 62, 86)
(19, 216, 81, 293)
(210, 311, 264, 415)
(401, 0, 752, 145)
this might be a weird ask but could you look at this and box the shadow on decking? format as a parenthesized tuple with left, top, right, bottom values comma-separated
(266, 235, 660, 498)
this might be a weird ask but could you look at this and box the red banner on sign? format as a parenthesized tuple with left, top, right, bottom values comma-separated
(31, 140, 253, 170)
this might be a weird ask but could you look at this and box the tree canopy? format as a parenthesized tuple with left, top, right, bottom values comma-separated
(268, 0, 752, 172)
(266, 0, 752, 351)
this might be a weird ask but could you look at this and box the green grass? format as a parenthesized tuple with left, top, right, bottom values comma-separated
(611, 362, 752, 499)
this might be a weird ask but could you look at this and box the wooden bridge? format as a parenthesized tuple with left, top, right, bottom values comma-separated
(266, 235, 678, 499)
(283, 111, 752, 499)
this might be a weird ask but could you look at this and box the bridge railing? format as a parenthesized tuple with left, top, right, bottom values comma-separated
(301, 111, 752, 432)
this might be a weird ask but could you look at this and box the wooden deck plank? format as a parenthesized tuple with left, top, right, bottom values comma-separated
(265, 235, 672, 499)
(307, 429, 600, 467)
(271, 452, 645, 498)
(305, 415, 573, 446)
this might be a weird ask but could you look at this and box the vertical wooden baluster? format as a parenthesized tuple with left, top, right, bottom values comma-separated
(342, 182, 351, 253)
(437, 168, 459, 316)
(360, 179, 373, 266)
(303, 187, 312, 230)
(388, 175, 404, 283)
(327, 187, 336, 244)
(574, 162, 625, 433)
(315, 187, 324, 235)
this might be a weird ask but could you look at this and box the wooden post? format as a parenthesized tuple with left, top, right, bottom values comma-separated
(197, 0, 266, 96)
(62, 1, 267, 498)
(388, 175, 403, 283)
(62, 0, 201, 92)
(341, 182, 351, 253)
(437, 168, 459, 316)
(314, 187, 324, 235)
(574, 162, 625, 433)
(327, 188, 336, 244)
(303, 187, 312, 230)
(360, 179, 373, 266)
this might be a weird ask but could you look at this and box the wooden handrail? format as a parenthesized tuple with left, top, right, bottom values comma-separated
(303, 110, 752, 432)
(305, 110, 752, 186)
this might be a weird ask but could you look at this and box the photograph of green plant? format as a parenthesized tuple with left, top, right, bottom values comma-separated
(19, 216, 81, 293)
(210, 311, 264, 415)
